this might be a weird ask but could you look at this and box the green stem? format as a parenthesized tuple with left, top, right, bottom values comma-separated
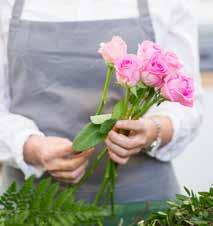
(94, 158, 111, 205)
(96, 65, 114, 115)
(133, 99, 157, 119)
(126, 105, 135, 119)
(73, 148, 108, 193)
(122, 87, 130, 118)
(127, 88, 148, 119)
(109, 160, 116, 217)
(132, 88, 157, 119)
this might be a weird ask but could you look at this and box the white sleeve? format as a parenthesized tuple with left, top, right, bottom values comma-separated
(147, 0, 203, 161)
(0, 2, 45, 178)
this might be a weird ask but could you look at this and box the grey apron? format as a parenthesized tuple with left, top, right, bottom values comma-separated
(2, 0, 180, 203)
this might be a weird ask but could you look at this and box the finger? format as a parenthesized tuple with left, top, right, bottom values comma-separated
(53, 169, 85, 184)
(105, 138, 129, 158)
(75, 148, 94, 158)
(47, 155, 88, 171)
(108, 130, 143, 150)
(55, 169, 86, 184)
(47, 139, 73, 159)
(51, 161, 88, 180)
(115, 120, 144, 132)
(109, 150, 129, 165)
(72, 169, 86, 184)
(129, 147, 142, 155)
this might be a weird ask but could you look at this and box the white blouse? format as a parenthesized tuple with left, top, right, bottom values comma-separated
(0, 0, 203, 178)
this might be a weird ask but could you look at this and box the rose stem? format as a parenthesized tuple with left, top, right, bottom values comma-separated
(107, 87, 131, 215)
(73, 65, 113, 193)
(73, 147, 108, 193)
(93, 158, 111, 205)
(96, 64, 114, 115)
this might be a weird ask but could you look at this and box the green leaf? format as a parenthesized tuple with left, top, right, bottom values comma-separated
(41, 183, 59, 210)
(99, 119, 117, 135)
(112, 101, 124, 119)
(73, 123, 105, 152)
(176, 194, 188, 201)
(52, 188, 74, 210)
(90, 114, 112, 125)
(130, 87, 138, 97)
(184, 186, 191, 196)
(137, 82, 147, 89)
(157, 211, 167, 216)
(31, 178, 51, 210)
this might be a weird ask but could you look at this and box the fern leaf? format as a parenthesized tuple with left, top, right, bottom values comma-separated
(41, 183, 59, 211)
(0, 177, 109, 226)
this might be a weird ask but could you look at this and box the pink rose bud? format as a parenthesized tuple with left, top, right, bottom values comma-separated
(161, 73, 194, 107)
(137, 40, 162, 60)
(164, 51, 183, 71)
(141, 52, 168, 88)
(115, 54, 142, 87)
(98, 36, 127, 64)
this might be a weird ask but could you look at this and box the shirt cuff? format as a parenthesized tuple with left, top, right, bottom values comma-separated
(12, 129, 46, 179)
(145, 111, 181, 161)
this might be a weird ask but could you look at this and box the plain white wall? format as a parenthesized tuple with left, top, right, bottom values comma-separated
(173, 89, 213, 193)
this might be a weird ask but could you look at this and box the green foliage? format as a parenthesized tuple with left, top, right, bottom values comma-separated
(112, 101, 124, 119)
(73, 123, 106, 152)
(0, 177, 108, 226)
(73, 117, 117, 152)
(144, 186, 213, 226)
(99, 119, 117, 135)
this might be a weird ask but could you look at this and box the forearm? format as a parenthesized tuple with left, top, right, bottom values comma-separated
(145, 97, 203, 161)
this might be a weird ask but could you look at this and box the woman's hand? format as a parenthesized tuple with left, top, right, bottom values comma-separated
(24, 136, 93, 184)
(105, 116, 173, 165)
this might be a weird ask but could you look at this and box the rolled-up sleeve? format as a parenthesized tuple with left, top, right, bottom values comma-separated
(147, 0, 203, 161)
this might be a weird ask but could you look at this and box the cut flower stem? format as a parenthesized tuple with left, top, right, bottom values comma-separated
(96, 64, 114, 115)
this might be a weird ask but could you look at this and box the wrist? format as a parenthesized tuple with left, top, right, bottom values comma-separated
(23, 135, 45, 166)
(147, 115, 173, 146)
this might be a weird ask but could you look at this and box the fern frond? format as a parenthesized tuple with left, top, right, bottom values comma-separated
(0, 176, 108, 226)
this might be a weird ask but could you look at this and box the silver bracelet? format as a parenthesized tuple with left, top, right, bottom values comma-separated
(145, 118, 162, 156)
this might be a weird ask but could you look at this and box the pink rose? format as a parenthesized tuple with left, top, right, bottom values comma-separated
(137, 40, 162, 60)
(161, 73, 194, 107)
(115, 54, 142, 87)
(164, 51, 183, 71)
(98, 36, 127, 64)
(141, 52, 168, 88)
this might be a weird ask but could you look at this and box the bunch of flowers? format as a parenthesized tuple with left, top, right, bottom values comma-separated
(73, 36, 194, 215)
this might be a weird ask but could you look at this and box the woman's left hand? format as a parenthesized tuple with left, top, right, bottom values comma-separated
(105, 118, 159, 165)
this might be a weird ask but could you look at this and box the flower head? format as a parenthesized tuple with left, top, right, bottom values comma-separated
(98, 36, 127, 64)
(164, 51, 183, 72)
(141, 52, 169, 88)
(137, 41, 162, 61)
(115, 54, 142, 87)
(161, 73, 194, 107)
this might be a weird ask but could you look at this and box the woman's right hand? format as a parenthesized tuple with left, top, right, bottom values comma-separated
(24, 135, 93, 184)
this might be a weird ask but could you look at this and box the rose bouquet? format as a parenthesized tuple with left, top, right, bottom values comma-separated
(73, 36, 194, 215)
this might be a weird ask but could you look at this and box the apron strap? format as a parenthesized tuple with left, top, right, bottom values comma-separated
(10, 0, 25, 26)
(137, 0, 156, 41)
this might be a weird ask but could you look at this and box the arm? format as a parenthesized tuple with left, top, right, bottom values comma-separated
(146, 0, 203, 161)
(0, 2, 93, 182)
(0, 6, 91, 184)
(105, 0, 203, 164)
(0, 5, 45, 178)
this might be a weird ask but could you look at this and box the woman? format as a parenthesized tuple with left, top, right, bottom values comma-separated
(0, 0, 202, 203)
